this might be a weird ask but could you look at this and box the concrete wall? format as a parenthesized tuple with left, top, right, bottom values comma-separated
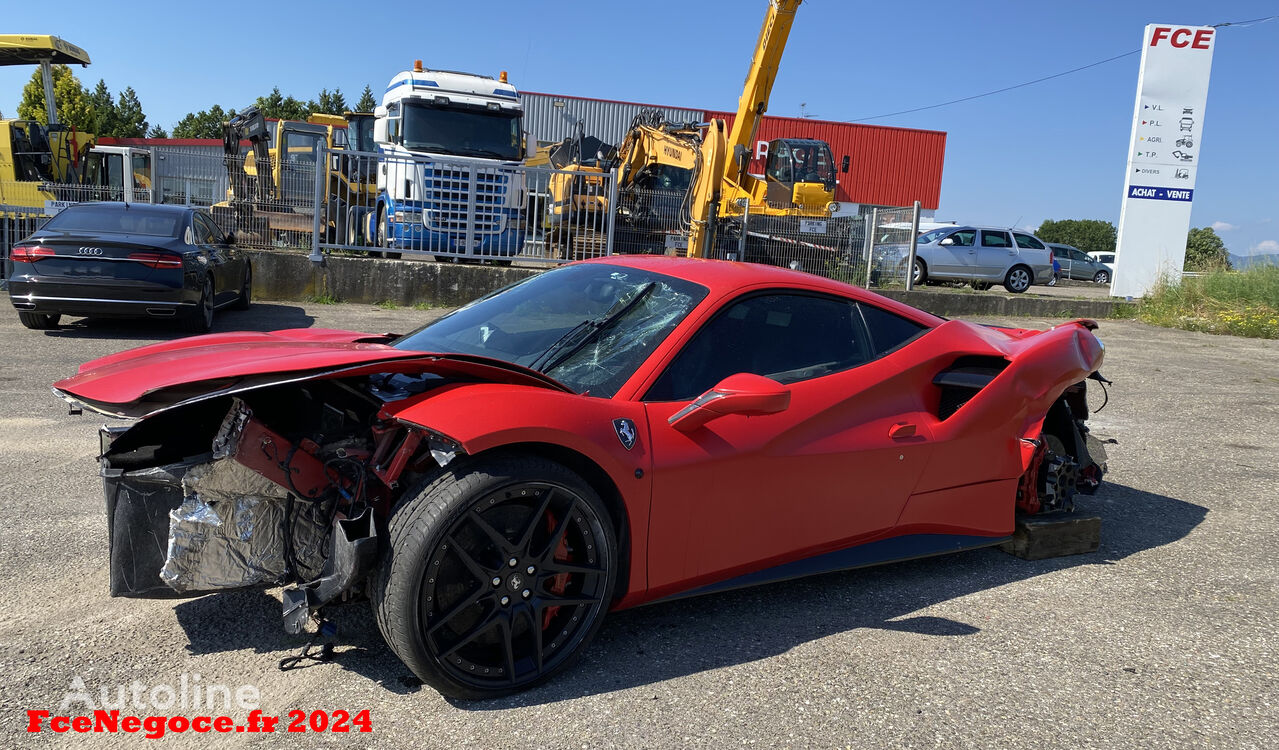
(248, 251, 538, 308)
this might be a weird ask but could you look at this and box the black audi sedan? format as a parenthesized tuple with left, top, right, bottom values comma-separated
(8, 203, 251, 332)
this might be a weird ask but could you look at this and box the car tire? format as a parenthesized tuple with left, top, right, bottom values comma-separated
(1093, 270, 1110, 284)
(911, 258, 928, 286)
(1004, 265, 1033, 294)
(181, 276, 214, 333)
(17, 311, 61, 330)
(373, 453, 618, 700)
(231, 263, 252, 310)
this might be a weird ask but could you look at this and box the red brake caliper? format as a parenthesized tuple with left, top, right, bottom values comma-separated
(542, 512, 572, 630)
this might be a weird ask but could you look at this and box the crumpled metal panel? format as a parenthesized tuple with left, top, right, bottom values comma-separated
(158, 400, 332, 593)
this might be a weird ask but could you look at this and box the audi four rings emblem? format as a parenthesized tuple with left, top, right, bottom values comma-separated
(77, 247, 103, 255)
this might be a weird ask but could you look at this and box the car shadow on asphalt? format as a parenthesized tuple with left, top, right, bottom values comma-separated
(36, 303, 316, 341)
(166, 481, 1205, 702)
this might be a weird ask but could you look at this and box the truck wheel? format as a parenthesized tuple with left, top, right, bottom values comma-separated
(18, 311, 61, 330)
(1004, 265, 1033, 293)
(373, 454, 618, 699)
(374, 208, 403, 260)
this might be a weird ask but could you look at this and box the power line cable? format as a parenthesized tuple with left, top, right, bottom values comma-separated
(851, 15, 1277, 124)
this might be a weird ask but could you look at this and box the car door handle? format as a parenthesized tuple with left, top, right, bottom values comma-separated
(889, 422, 917, 439)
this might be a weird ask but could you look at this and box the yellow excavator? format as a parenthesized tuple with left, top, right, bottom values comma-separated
(212, 107, 376, 245)
(0, 35, 97, 210)
(546, 1, 841, 268)
(688, 0, 842, 261)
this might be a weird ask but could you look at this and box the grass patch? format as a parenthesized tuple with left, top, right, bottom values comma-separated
(373, 300, 400, 310)
(410, 301, 438, 311)
(1138, 265, 1279, 339)
(304, 292, 341, 305)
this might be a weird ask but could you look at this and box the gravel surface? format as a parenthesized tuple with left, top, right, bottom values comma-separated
(0, 301, 1275, 749)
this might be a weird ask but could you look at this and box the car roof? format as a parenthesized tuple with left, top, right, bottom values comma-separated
(574, 256, 946, 326)
(64, 202, 192, 217)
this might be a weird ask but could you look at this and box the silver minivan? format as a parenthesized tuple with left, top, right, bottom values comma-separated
(878, 225, 1054, 293)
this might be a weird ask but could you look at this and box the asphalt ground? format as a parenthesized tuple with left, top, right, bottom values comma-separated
(0, 301, 1275, 749)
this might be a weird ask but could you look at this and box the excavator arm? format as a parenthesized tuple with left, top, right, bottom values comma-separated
(222, 106, 274, 205)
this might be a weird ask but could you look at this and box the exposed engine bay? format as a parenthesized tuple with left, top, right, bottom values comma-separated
(99, 373, 459, 633)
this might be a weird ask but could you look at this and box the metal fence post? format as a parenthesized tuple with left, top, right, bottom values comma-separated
(310, 143, 326, 264)
(736, 200, 750, 261)
(864, 208, 878, 288)
(604, 167, 619, 256)
(904, 200, 921, 291)
(465, 166, 478, 260)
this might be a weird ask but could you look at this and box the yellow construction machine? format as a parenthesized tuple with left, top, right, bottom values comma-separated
(212, 107, 376, 245)
(545, 1, 843, 268)
(687, 0, 841, 261)
(0, 35, 97, 210)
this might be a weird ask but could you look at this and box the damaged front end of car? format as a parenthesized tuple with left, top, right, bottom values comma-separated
(58, 331, 568, 637)
(97, 383, 460, 635)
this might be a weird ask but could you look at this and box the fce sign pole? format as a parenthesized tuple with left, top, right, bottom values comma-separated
(1112, 25, 1216, 299)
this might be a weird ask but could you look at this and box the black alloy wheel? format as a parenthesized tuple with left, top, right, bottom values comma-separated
(181, 276, 214, 333)
(374, 455, 617, 699)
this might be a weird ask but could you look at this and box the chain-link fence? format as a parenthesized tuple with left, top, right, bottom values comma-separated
(863, 204, 922, 289)
(2, 135, 931, 293)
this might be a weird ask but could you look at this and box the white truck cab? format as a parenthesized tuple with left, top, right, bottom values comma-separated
(84, 145, 153, 203)
(370, 61, 528, 257)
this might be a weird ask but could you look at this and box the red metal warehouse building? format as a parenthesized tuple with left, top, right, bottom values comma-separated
(520, 91, 947, 212)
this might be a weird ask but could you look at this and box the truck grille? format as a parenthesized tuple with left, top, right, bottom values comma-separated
(422, 166, 508, 234)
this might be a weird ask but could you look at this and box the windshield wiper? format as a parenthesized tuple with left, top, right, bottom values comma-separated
(528, 282, 657, 374)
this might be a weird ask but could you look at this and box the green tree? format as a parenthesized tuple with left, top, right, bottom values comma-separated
(88, 79, 118, 137)
(172, 104, 232, 139)
(254, 87, 309, 121)
(17, 65, 96, 131)
(356, 85, 377, 113)
(147, 124, 168, 138)
(113, 87, 149, 138)
(311, 88, 347, 115)
(1184, 227, 1232, 271)
(1035, 219, 1117, 257)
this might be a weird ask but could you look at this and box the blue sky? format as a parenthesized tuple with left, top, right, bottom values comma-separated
(3, 1, 1276, 255)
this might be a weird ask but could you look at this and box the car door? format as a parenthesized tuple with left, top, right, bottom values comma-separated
(929, 228, 976, 277)
(192, 213, 233, 305)
(975, 230, 1016, 280)
(1071, 248, 1097, 280)
(640, 292, 936, 595)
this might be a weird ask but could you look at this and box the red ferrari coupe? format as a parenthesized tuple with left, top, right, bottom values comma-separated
(54, 256, 1108, 698)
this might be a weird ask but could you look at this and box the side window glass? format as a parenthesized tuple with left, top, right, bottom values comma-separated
(1013, 232, 1045, 250)
(981, 230, 1012, 248)
(857, 303, 928, 356)
(949, 230, 976, 246)
(646, 294, 871, 402)
(193, 215, 217, 244)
